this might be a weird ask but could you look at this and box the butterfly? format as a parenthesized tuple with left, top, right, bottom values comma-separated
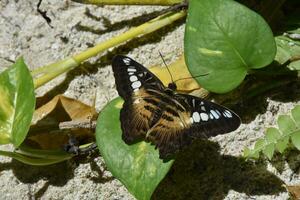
(112, 55, 241, 159)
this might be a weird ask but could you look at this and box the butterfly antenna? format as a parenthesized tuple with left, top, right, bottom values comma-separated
(159, 52, 175, 84)
(173, 73, 210, 83)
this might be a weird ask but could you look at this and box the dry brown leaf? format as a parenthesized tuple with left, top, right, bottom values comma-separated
(32, 95, 97, 124)
(24, 95, 98, 150)
(150, 55, 201, 93)
(285, 184, 300, 200)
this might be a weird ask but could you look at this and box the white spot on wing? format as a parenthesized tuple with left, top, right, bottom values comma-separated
(200, 113, 209, 121)
(210, 110, 220, 119)
(223, 112, 228, 118)
(138, 73, 144, 77)
(210, 113, 214, 119)
(192, 112, 201, 123)
(201, 106, 206, 111)
(128, 72, 134, 75)
(131, 81, 141, 89)
(226, 110, 233, 117)
(129, 75, 138, 82)
(127, 68, 136, 72)
(123, 58, 131, 65)
(192, 99, 195, 107)
(223, 110, 233, 118)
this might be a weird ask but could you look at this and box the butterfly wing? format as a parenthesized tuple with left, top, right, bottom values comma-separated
(147, 93, 241, 159)
(112, 55, 165, 99)
(112, 55, 166, 143)
(112, 55, 241, 159)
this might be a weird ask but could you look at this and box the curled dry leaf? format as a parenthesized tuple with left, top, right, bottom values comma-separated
(25, 95, 98, 150)
(149, 55, 201, 93)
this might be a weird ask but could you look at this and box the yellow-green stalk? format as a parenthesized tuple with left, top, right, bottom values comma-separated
(32, 10, 186, 89)
(71, 0, 182, 5)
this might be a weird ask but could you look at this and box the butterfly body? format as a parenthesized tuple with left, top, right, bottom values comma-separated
(112, 55, 241, 159)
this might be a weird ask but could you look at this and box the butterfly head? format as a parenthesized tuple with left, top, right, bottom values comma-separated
(167, 82, 177, 91)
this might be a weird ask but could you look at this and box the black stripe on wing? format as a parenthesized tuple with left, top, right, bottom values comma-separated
(112, 55, 165, 100)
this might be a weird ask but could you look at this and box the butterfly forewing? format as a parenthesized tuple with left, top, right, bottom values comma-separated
(112, 55, 165, 99)
(112, 55, 241, 159)
(112, 55, 167, 144)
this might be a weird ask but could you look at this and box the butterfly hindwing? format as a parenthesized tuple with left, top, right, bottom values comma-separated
(146, 106, 193, 158)
(119, 88, 162, 144)
(120, 99, 150, 143)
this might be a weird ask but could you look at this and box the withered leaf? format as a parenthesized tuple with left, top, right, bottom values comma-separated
(149, 55, 201, 93)
(25, 95, 98, 150)
(285, 184, 300, 200)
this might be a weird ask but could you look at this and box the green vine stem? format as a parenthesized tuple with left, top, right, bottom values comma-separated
(71, 0, 182, 5)
(0, 149, 72, 166)
(31, 10, 186, 89)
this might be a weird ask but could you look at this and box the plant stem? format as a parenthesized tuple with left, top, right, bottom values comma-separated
(73, 11, 186, 62)
(32, 10, 186, 89)
(0, 149, 72, 166)
(33, 58, 78, 88)
(71, 0, 182, 5)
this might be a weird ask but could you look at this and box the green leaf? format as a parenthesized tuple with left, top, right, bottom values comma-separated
(288, 60, 300, 71)
(277, 115, 297, 136)
(0, 58, 35, 146)
(275, 136, 289, 153)
(243, 147, 250, 157)
(275, 36, 300, 65)
(96, 98, 173, 200)
(184, 0, 276, 93)
(0, 149, 72, 166)
(244, 105, 300, 160)
(254, 138, 265, 150)
(275, 41, 292, 64)
(243, 146, 259, 159)
(292, 105, 300, 127)
(291, 131, 300, 150)
(265, 127, 281, 143)
(263, 143, 275, 160)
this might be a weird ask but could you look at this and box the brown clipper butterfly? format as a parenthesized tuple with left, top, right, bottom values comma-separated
(112, 55, 241, 159)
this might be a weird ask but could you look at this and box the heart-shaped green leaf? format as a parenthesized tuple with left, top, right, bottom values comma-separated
(0, 58, 35, 146)
(184, 0, 276, 93)
(96, 97, 173, 200)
